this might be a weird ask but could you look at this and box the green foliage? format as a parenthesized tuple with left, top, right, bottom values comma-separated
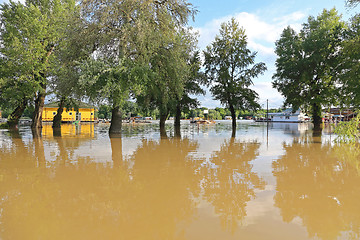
(97, 105, 112, 119)
(204, 18, 266, 112)
(79, 57, 142, 108)
(176, 51, 206, 113)
(138, 28, 197, 116)
(346, 0, 360, 7)
(338, 14, 360, 107)
(80, 0, 197, 124)
(272, 9, 346, 127)
(334, 113, 360, 143)
(0, 0, 78, 119)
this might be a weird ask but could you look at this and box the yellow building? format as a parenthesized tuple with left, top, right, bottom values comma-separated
(42, 102, 96, 122)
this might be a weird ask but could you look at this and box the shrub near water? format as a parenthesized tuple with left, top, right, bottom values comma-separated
(334, 112, 360, 143)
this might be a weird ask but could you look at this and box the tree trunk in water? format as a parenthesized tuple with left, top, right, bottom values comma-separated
(312, 103, 322, 132)
(109, 106, 122, 136)
(53, 127, 62, 137)
(31, 91, 46, 129)
(7, 99, 27, 128)
(229, 104, 237, 138)
(52, 97, 65, 129)
(174, 104, 181, 138)
(160, 110, 168, 139)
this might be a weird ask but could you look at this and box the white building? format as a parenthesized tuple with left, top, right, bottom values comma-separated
(267, 109, 310, 123)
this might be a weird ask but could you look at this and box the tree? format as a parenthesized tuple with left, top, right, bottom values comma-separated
(80, 0, 196, 135)
(137, 27, 197, 137)
(173, 51, 205, 136)
(0, 0, 78, 129)
(50, 7, 91, 129)
(204, 18, 266, 137)
(337, 14, 360, 108)
(79, 57, 140, 134)
(272, 9, 346, 130)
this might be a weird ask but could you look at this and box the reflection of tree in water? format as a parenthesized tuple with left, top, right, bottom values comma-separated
(200, 138, 265, 233)
(0, 134, 202, 240)
(128, 137, 202, 239)
(273, 139, 360, 240)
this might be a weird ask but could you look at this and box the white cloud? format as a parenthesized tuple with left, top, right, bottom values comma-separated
(195, 10, 306, 54)
(194, 10, 307, 109)
(250, 82, 284, 108)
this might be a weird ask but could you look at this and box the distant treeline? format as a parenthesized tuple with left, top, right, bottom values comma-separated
(96, 102, 282, 120)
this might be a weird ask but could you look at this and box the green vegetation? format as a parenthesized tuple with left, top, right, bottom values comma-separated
(334, 113, 360, 143)
(273, 9, 346, 130)
(204, 18, 266, 136)
(0, 0, 359, 138)
(0, 0, 78, 129)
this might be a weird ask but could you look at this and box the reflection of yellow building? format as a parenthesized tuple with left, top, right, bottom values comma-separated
(42, 124, 95, 138)
(42, 102, 96, 122)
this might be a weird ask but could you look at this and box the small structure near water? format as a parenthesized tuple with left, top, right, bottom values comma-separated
(42, 102, 96, 123)
(255, 109, 310, 123)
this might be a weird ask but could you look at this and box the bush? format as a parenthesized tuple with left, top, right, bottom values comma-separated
(334, 112, 360, 143)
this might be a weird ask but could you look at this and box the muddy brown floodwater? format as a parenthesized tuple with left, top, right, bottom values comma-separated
(0, 121, 360, 240)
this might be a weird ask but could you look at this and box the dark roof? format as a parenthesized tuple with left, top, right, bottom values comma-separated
(44, 101, 96, 109)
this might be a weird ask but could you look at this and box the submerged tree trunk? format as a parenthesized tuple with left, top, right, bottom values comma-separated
(312, 102, 322, 132)
(109, 106, 122, 135)
(160, 110, 168, 139)
(7, 99, 27, 128)
(174, 104, 181, 138)
(31, 91, 46, 129)
(52, 97, 65, 129)
(229, 104, 237, 138)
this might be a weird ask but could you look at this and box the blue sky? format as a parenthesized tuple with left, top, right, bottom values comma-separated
(0, 0, 357, 109)
(189, 0, 358, 109)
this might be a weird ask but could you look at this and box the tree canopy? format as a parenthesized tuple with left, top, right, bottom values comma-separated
(204, 18, 266, 136)
(272, 8, 346, 129)
(0, 0, 78, 128)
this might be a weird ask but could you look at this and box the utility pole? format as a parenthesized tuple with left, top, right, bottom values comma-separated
(266, 99, 269, 122)
(266, 99, 269, 149)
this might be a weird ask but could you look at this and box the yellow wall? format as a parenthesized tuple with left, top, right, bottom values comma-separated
(42, 107, 96, 122)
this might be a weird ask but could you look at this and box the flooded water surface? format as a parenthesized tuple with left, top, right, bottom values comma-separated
(1, 121, 360, 240)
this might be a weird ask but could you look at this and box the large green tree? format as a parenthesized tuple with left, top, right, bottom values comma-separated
(337, 14, 360, 108)
(272, 9, 346, 130)
(80, 0, 196, 135)
(138, 28, 197, 137)
(204, 18, 266, 137)
(0, 0, 77, 129)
